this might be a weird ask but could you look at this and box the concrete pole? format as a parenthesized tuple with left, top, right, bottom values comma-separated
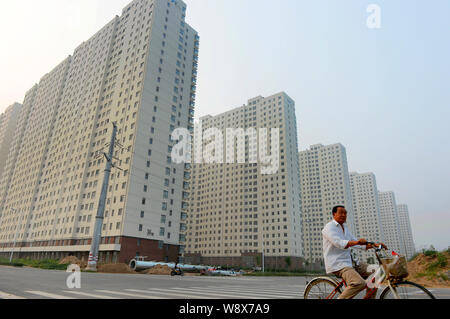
(262, 238, 265, 273)
(86, 123, 118, 271)
(9, 208, 19, 263)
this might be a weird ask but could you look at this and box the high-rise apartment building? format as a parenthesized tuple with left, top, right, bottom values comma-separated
(0, 87, 37, 218)
(378, 191, 404, 255)
(299, 143, 355, 263)
(349, 172, 384, 262)
(184, 93, 303, 268)
(0, 103, 22, 182)
(0, 0, 198, 264)
(397, 204, 416, 259)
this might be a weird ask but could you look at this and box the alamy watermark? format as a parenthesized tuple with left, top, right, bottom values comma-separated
(171, 122, 281, 175)
(367, 4, 381, 29)
(66, 264, 81, 289)
(365, 254, 402, 289)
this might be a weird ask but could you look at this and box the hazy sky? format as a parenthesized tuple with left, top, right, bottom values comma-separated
(0, 0, 449, 250)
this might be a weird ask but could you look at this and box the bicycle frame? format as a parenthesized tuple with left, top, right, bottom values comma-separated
(325, 246, 401, 299)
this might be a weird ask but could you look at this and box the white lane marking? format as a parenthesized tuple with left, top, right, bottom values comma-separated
(169, 287, 277, 299)
(0, 291, 26, 299)
(95, 290, 168, 299)
(25, 291, 75, 299)
(145, 275, 274, 282)
(125, 289, 217, 299)
(178, 287, 297, 299)
(63, 290, 122, 299)
(201, 286, 302, 297)
(206, 286, 304, 295)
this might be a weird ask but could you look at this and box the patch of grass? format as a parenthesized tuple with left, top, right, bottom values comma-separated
(423, 249, 438, 258)
(416, 252, 448, 281)
(0, 257, 24, 268)
(0, 257, 69, 270)
(427, 253, 447, 272)
(438, 273, 448, 281)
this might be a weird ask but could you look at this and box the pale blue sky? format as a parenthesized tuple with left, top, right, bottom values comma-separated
(0, 0, 449, 250)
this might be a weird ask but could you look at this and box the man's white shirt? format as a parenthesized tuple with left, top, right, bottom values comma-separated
(322, 219, 366, 274)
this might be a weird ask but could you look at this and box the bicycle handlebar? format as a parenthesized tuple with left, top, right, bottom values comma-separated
(366, 242, 386, 252)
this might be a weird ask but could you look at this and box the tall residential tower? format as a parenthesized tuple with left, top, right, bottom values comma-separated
(378, 191, 404, 255)
(185, 93, 303, 268)
(0, 103, 22, 182)
(397, 204, 416, 259)
(0, 0, 199, 264)
(350, 172, 384, 262)
(299, 143, 355, 263)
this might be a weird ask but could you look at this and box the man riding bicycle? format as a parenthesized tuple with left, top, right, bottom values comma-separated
(322, 206, 387, 299)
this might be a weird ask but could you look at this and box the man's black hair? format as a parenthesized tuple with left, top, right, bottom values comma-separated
(332, 206, 346, 214)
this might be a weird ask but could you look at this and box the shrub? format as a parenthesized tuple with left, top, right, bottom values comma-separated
(424, 252, 446, 273)
(423, 250, 437, 258)
(285, 257, 292, 268)
(439, 273, 448, 281)
(0, 257, 24, 267)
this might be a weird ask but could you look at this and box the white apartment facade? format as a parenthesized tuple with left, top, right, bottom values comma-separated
(0, 103, 22, 182)
(350, 172, 384, 262)
(397, 204, 416, 259)
(184, 93, 303, 268)
(299, 143, 355, 263)
(0, 0, 198, 264)
(378, 191, 404, 255)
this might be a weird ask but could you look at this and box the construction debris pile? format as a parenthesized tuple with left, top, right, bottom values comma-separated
(140, 264, 173, 275)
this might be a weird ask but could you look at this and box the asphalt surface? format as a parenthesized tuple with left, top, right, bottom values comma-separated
(0, 265, 449, 299)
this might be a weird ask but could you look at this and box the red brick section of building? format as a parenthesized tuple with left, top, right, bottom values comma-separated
(117, 237, 179, 264)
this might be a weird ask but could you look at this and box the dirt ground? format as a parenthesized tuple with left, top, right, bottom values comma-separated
(57, 257, 200, 276)
(140, 265, 173, 275)
(96, 263, 136, 274)
(406, 252, 449, 288)
(58, 256, 87, 269)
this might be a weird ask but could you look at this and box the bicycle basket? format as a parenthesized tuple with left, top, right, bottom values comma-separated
(381, 256, 409, 278)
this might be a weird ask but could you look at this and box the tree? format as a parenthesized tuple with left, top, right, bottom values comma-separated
(285, 257, 292, 269)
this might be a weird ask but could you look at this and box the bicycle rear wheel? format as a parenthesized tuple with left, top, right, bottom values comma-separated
(304, 278, 342, 299)
(380, 281, 436, 299)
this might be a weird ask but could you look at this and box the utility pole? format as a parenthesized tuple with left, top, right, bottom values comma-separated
(86, 123, 118, 271)
(262, 237, 265, 273)
(9, 208, 20, 263)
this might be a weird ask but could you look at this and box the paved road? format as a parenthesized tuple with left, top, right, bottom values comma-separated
(0, 266, 449, 299)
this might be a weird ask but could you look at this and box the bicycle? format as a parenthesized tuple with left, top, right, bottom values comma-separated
(304, 242, 436, 299)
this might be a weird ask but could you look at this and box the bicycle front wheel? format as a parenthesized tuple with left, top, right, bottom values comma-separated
(380, 281, 436, 299)
(304, 278, 342, 299)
